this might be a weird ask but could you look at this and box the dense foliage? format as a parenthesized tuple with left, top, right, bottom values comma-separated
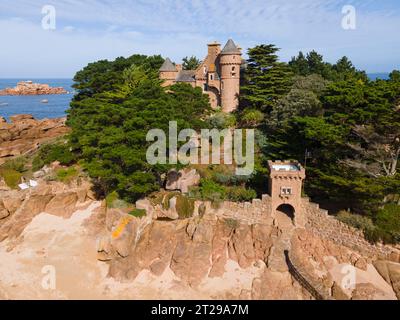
(240, 44, 293, 113)
(240, 46, 400, 242)
(67, 55, 211, 202)
(182, 56, 201, 70)
(66, 47, 400, 242)
(32, 142, 76, 171)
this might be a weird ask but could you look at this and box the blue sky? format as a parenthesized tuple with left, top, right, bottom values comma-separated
(0, 0, 399, 78)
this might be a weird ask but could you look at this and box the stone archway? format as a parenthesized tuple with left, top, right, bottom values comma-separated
(206, 86, 220, 109)
(276, 203, 295, 221)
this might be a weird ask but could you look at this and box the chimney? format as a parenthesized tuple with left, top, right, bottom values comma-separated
(208, 41, 221, 56)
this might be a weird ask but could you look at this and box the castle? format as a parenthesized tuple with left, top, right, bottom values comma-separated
(159, 39, 242, 113)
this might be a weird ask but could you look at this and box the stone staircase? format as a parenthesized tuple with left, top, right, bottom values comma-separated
(267, 212, 295, 272)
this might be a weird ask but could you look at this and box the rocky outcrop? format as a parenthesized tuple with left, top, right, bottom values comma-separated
(166, 168, 200, 193)
(0, 115, 70, 165)
(1, 176, 399, 300)
(102, 214, 277, 288)
(0, 81, 67, 96)
(290, 228, 397, 300)
(374, 260, 400, 299)
(0, 179, 93, 242)
(93, 203, 399, 300)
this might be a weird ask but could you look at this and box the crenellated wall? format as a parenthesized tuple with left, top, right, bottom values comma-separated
(138, 191, 400, 263)
(195, 194, 273, 226)
(301, 197, 400, 263)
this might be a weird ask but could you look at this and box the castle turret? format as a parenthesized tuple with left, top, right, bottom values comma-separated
(268, 160, 306, 226)
(159, 58, 178, 87)
(219, 39, 242, 113)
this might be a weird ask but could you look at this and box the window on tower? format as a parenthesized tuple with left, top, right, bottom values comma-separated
(281, 187, 293, 195)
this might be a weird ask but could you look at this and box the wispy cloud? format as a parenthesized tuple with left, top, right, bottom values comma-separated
(0, 0, 399, 77)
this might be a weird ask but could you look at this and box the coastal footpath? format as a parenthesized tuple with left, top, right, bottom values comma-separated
(0, 81, 67, 96)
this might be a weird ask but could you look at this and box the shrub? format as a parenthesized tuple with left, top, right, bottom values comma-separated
(197, 179, 226, 202)
(208, 112, 236, 129)
(241, 109, 264, 127)
(32, 143, 76, 171)
(212, 171, 251, 186)
(224, 218, 239, 229)
(337, 207, 400, 244)
(213, 172, 233, 185)
(364, 227, 393, 244)
(105, 191, 119, 208)
(162, 192, 180, 210)
(56, 167, 78, 183)
(336, 211, 375, 231)
(158, 192, 195, 219)
(0, 168, 22, 189)
(1, 157, 27, 173)
(129, 208, 147, 218)
(175, 194, 195, 219)
(374, 204, 400, 244)
(190, 178, 257, 203)
(148, 191, 166, 206)
(226, 186, 257, 202)
(105, 190, 130, 209)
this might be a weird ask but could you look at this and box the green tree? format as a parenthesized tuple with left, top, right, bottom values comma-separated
(289, 51, 366, 81)
(67, 55, 211, 202)
(182, 56, 201, 70)
(306, 51, 326, 76)
(390, 70, 400, 82)
(289, 51, 309, 76)
(268, 75, 328, 129)
(240, 44, 293, 113)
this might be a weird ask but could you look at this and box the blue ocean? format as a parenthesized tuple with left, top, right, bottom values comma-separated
(0, 79, 74, 121)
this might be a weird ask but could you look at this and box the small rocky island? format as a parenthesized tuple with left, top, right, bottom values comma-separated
(0, 81, 67, 96)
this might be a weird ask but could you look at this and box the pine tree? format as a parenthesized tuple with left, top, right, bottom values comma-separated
(289, 51, 309, 76)
(240, 44, 293, 113)
(182, 56, 201, 70)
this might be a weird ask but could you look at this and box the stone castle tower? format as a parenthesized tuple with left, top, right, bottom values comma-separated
(159, 39, 242, 113)
(268, 160, 306, 226)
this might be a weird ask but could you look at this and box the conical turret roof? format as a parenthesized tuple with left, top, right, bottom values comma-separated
(221, 39, 241, 54)
(159, 58, 177, 72)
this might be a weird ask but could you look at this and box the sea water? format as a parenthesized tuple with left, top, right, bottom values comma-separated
(0, 79, 74, 121)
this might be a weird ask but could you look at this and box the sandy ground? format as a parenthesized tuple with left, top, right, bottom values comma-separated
(0, 202, 264, 300)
